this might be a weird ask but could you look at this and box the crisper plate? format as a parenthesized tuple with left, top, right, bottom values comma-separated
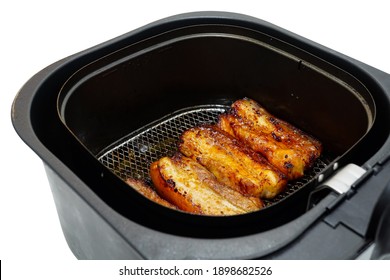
(98, 104, 331, 208)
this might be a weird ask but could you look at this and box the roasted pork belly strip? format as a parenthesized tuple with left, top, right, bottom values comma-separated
(126, 177, 177, 209)
(179, 125, 287, 199)
(150, 154, 263, 215)
(218, 98, 322, 180)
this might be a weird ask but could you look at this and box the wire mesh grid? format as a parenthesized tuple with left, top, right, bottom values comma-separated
(99, 106, 227, 182)
(99, 105, 331, 207)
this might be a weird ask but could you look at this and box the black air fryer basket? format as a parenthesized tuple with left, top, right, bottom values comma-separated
(12, 12, 390, 259)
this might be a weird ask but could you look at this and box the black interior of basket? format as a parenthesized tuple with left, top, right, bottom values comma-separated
(56, 24, 376, 235)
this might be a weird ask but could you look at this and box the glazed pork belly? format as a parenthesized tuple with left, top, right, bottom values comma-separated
(126, 177, 177, 209)
(150, 153, 263, 215)
(179, 125, 287, 199)
(218, 98, 322, 180)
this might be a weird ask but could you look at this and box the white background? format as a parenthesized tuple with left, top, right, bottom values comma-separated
(1, 0, 389, 278)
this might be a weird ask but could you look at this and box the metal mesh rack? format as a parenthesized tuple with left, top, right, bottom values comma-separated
(99, 104, 330, 207)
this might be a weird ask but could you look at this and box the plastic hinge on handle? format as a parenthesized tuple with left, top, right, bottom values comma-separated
(321, 164, 367, 194)
(307, 164, 366, 210)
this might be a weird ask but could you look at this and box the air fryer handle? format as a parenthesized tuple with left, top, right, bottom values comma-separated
(369, 181, 390, 259)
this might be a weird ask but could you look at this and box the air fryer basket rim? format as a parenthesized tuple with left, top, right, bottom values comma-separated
(55, 14, 377, 232)
(58, 29, 375, 153)
(11, 11, 390, 258)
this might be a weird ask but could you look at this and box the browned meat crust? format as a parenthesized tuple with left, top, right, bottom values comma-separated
(179, 125, 287, 199)
(150, 154, 263, 215)
(126, 177, 177, 209)
(218, 98, 322, 180)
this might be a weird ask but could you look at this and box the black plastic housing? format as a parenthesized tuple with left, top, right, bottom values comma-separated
(12, 12, 390, 259)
